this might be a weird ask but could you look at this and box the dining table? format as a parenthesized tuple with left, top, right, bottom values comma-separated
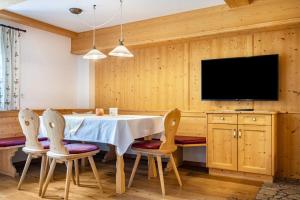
(39, 114, 164, 194)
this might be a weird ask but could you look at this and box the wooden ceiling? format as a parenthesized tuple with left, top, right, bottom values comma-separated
(224, 0, 252, 8)
(0, 0, 254, 39)
(71, 0, 300, 54)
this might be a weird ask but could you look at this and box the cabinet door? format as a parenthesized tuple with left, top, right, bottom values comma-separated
(238, 125, 272, 175)
(208, 124, 237, 171)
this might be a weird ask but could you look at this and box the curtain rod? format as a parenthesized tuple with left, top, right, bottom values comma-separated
(0, 24, 26, 32)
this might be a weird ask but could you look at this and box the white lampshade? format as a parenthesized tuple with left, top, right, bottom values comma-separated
(109, 43, 133, 57)
(83, 47, 107, 60)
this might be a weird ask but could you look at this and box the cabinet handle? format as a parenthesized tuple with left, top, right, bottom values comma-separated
(220, 117, 224, 120)
(252, 117, 256, 121)
(238, 130, 242, 138)
(233, 129, 236, 138)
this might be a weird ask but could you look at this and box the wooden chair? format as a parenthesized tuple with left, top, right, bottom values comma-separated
(17, 108, 49, 196)
(41, 109, 102, 200)
(128, 108, 182, 196)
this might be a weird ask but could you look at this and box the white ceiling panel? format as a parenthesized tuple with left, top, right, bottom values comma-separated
(7, 0, 225, 32)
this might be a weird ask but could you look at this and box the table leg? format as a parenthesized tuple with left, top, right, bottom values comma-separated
(165, 147, 183, 172)
(116, 154, 125, 194)
(81, 142, 87, 170)
(102, 144, 116, 163)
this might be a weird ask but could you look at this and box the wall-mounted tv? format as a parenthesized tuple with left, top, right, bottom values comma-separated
(201, 54, 279, 101)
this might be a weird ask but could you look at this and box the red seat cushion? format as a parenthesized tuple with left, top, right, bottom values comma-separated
(175, 136, 206, 145)
(135, 137, 160, 141)
(64, 143, 99, 154)
(38, 137, 48, 141)
(132, 140, 162, 149)
(0, 136, 26, 147)
(40, 140, 69, 149)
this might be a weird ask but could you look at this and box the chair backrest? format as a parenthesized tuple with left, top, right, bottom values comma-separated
(42, 109, 68, 155)
(159, 108, 181, 153)
(18, 108, 43, 150)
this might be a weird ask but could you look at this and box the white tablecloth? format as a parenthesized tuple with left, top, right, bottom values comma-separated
(39, 114, 164, 155)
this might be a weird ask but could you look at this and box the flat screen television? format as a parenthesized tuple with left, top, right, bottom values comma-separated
(201, 54, 279, 101)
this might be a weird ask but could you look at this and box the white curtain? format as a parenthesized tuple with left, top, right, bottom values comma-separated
(0, 27, 21, 111)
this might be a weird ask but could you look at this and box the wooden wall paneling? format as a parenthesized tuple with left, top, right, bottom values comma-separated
(276, 114, 300, 179)
(286, 114, 300, 179)
(253, 28, 300, 113)
(189, 34, 254, 112)
(95, 42, 189, 111)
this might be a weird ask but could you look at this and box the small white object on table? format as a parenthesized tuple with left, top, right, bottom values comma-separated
(39, 114, 164, 194)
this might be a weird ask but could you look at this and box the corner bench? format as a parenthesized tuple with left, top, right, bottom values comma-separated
(0, 136, 26, 177)
(0, 136, 48, 177)
(166, 136, 207, 171)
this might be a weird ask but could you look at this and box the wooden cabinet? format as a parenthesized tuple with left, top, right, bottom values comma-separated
(207, 111, 277, 182)
(238, 125, 272, 175)
(207, 124, 237, 171)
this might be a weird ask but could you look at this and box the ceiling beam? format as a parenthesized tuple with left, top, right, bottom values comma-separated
(0, 10, 78, 38)
(71, 0, 300, 54)
(224, 0, 252, 8)
(0, 0, 25, 10)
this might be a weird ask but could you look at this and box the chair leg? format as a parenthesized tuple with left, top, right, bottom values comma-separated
(65, 161, 76, 185)
(48, 157, 54, 181)
(64, 160, 73, 200)
(147, 155, 157, 179)
(41, 159, 56, 198)
(88, 156, 103, 192)
(170, 154, 182, 187)
(156, 155, 165, 196)
(38, 154, 47, 196)
(17, 154, 32, 190)
(128, 153, 141, 188)
(74, 159, 80, 186)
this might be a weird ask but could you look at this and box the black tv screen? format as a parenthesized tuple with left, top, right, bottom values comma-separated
(201, 54, 279, 101)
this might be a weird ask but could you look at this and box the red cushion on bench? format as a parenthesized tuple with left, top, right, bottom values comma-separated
(0, 136, 26, 147)
(0, 136, 50, 148)
(132, 140, 162, 149)
(175, 136, 206, 145)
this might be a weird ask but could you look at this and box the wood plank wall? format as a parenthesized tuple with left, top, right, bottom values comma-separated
(0, 109, 94, 139)
(94, 27, 300, 179)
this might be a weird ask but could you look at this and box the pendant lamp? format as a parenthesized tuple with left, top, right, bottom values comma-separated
(83, 5, 107, 60)
(109, 0, 133, 57)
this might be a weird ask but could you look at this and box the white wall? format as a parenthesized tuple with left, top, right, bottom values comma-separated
(0, 19, 91, 109)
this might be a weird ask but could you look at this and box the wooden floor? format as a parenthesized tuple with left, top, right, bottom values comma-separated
(0, 156, 261, 200)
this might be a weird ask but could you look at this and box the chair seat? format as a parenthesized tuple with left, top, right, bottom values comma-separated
(175, 136, 206, 145)
(132, 140, 162, 149)
(65, 143, 100, 154)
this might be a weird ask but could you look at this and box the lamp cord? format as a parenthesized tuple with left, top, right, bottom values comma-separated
(120, 0, 124, 42)
(93, 4, 96, 47)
